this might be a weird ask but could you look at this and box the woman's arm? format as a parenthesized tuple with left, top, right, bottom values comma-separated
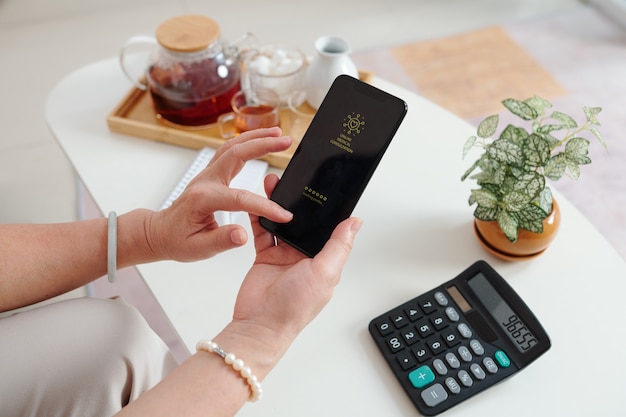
(116, 197, 362, 417)
(0, 128, 293, 312)
(0, 216, 108, 311)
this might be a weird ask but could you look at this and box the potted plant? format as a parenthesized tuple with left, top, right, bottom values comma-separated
(461, 96, 605, 259)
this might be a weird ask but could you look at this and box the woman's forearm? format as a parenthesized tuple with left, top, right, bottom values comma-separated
(116, 321, 292, 417)
(0, 209, 156, 312)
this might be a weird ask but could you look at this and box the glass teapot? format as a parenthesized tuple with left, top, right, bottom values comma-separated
(120, 15, 257, 127)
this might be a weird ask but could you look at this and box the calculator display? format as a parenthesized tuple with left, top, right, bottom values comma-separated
(468, 273, 538, 352)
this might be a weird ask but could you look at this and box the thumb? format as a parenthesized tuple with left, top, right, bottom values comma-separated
(195, 225, 248, 257)
(314, 217, 362, 275)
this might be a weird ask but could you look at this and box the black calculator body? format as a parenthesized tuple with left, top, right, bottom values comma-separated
(369, 261, 551, 416)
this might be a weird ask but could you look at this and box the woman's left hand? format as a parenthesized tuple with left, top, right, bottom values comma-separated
(146, 127, 293, 262)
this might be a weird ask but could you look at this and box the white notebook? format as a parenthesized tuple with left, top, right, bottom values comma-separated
(160, 147, 269, 225)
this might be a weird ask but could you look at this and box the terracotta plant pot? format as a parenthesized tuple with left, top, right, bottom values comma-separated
(474, 199, 561, 261)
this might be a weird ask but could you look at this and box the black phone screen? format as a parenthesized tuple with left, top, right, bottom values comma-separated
(260, 75, 407, 257)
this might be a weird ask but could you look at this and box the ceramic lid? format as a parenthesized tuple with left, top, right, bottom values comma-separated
(155, 15, 221, 52)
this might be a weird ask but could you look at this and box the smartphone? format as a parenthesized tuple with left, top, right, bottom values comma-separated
(260, 75, 407, 257)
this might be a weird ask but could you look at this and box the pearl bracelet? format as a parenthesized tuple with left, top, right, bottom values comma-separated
(196, 339, 263, 402)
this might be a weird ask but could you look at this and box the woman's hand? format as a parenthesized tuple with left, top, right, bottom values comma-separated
(144, 127, 294, 262)
(115, 169, 362, 417)
(216, 173, 362, 362)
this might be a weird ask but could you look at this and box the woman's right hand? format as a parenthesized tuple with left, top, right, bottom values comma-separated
(213, 173, 362, 376)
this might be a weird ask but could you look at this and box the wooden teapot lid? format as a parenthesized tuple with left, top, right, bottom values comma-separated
(156, 15, 220, 52)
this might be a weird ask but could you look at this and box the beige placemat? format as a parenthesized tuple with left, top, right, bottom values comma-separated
(389, 26, 567, 119)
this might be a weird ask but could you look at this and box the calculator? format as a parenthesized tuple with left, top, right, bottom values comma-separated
(368, 260, 551, 416)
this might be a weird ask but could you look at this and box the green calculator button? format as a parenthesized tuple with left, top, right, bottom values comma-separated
(409, 365, 436, 388)
(495, 350, 511, 368)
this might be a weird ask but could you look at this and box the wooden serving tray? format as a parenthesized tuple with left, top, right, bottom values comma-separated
(107, 70, 373, 169)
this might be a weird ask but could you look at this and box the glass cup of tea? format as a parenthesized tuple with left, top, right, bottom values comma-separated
(218, 89, 280, 138)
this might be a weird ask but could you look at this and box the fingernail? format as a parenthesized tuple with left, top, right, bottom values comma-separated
(281, 208, 294, 220)
(351, 218, 363, 234)
(231, 229, 247, 245)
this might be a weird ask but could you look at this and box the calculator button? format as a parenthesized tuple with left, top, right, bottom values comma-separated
(375, 320, 394, 336)
(470, 339, 485, 356)
(386, 336, 405, 353)
(405, 307, 423, 322)
(412, 342, 429, 363)
(445, 306, 460, 322)
(421, 383, 448, 407)
(416, 320, 434, 338)
(470, 363, 486, 380)
(408, 365, 435, 388)
(401, 328, 419, 345)
(441, 329, 460, 348)
(483, 357, 499, 374)
(397, 350, 416, 371)
(420, 299, 437, 315)
(427, 337, 446, 356)
(458, 370, 473, 387)
(431, 315, 447, 330)
(457, 323, 473, 339)
(495, 350, 511, 368)
(392, 314, 409, 329)
(458, 346, 473, 362)
(445, 377, 461, 394)
(434, 291, 448, 306)
(433, 359, 448, 375)
(445, 352, 461, 369)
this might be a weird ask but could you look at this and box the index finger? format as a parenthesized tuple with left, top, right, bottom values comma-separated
(211, 127, 283, 162)
(209, 134, 292, 186)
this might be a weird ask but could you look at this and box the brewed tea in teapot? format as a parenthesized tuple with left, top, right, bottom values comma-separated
(120, 15, 256, 127)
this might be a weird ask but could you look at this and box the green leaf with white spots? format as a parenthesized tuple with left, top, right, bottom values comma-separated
(512, 172, 545, 200)
(503, 191, 531, 212)
(487, 140, 522, 164)
(583, 106, 602, 125)
(493, 165, 507, 185)
(474, 206, 499, 221)
(471, 189, 499, 208)
(524, 96, 552, 115)
(565, 137, 591, 165)
(522, 134, 550, 167)
(550, 111, 578, 128)
(503, 98, 538, 121)
(567, 162, 581, 180)
(477, 115, 499, 138)
(534, 187, 553, 216)
(462, 135, 477, 159)
(516, 204, 547, 233)
(590, 127, 607, 151)
(497, 210, 519, 242)
(461, 158, 480, 181)
(544, 153, 567, 180)
(499, 124, 528, 145)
